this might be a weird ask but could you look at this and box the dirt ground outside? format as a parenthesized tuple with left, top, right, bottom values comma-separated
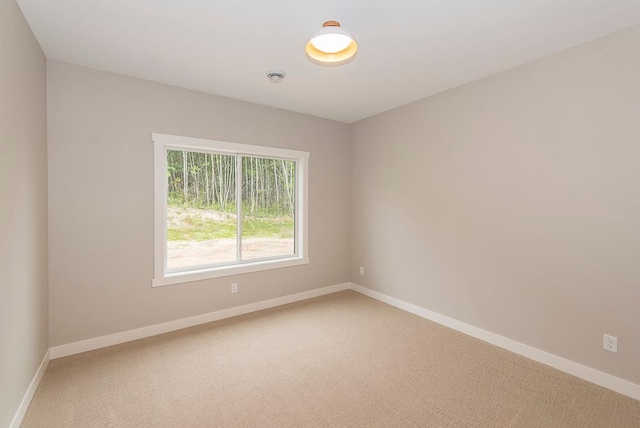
(167, 206, 236, 226)
(167, 237, 294, 269)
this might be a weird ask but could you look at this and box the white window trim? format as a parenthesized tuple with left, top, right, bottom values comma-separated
(152, 133, 309, 287)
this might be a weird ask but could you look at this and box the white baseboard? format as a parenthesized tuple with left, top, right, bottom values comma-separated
(10, 349, 50, 428)
(45, 280, 640, 402)
(349, 282, 640, 401)
(50, 282, 350, 359)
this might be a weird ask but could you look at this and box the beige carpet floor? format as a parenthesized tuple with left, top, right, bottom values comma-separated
(22, 290, 640, 427)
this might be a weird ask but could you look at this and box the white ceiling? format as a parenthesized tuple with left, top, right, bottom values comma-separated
(16, 0, 640, 123)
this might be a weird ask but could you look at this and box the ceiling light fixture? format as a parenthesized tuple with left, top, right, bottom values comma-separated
(305, 21, 358, 66)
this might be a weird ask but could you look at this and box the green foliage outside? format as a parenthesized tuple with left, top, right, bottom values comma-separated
(167, 149, 296, 242)
(167, 213, 294, 242)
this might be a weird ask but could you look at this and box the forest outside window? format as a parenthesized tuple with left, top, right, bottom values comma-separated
(152, 134, 309, 286)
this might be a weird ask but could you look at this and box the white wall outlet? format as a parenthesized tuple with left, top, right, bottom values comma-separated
(603, 334, 617, 353)
(231, 283, 238, 294)
(359, 266, 364, 275)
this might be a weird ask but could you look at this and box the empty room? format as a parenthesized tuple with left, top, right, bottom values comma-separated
(2, 0, 640, 426)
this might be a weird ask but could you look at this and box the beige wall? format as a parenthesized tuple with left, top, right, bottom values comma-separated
(9, 8, 638, 410)
(350, 25, 640, 385)
(47, 61, 351, 346)
(0, 0, 48, 426)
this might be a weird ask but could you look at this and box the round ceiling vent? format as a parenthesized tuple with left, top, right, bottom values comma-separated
(266, 70, 286, 83)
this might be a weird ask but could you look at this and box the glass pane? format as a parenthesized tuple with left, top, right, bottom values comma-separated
(241, 157, 295, 261)
(166, 150, 237, 271)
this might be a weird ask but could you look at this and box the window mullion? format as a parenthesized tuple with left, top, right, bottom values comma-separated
(236, 154, 243, 262)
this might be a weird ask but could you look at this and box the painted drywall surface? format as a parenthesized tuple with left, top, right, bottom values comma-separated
(350, 25, 640, 384)
(47, 61, 351, 346)
(0, 0, 48, 426)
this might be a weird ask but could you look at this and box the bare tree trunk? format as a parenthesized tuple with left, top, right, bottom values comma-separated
(217, 155, 224, 209)
(212, 154, 218, 208)
(281, 161, 292, 216)
(205, 155, 210, 207)
(250, 157, 255, 214)
(183, 151, 188, 204)
(273, 162, 280, 215)
(192, 152, 200, 203)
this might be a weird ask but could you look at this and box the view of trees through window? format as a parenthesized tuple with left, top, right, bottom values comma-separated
(166, 149, 296, 271)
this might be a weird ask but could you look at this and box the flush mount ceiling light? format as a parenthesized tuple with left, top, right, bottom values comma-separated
(305, 21, 358, 66)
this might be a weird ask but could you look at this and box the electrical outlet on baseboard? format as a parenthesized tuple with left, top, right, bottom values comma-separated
(359, 266, 364, 275)
(231, 283, 238, 294)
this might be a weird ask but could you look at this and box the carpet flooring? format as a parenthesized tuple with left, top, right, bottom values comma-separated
(22, 290, 640, 427)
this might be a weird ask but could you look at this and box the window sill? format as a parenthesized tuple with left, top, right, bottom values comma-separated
(152, 257, 310, 287)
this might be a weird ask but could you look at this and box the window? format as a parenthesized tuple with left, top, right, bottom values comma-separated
(153, 133, 309, 286)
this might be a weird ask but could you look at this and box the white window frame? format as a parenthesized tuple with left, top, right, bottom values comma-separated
(152, 133, 309, 287)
